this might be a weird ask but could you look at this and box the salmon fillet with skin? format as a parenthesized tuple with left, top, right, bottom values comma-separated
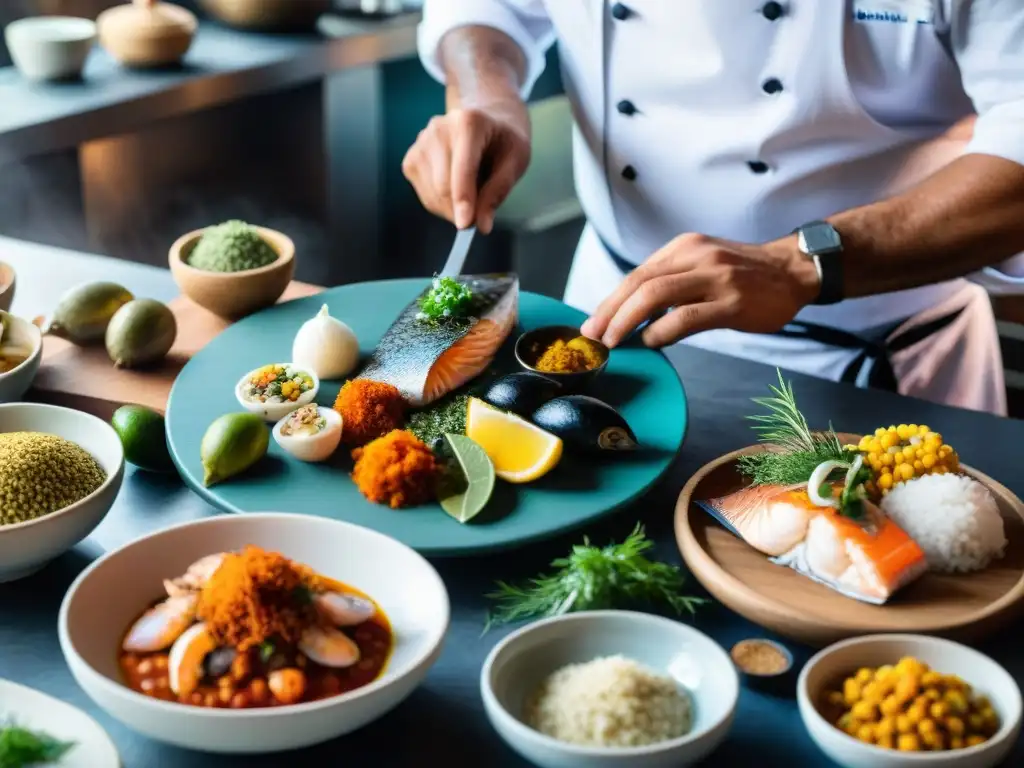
(358, 275, 519, 407)
(700, 484, 927, 604)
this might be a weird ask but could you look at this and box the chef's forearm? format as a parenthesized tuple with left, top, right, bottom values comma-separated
(438, 26, 527, 113)
(826, 154, 1024, 298)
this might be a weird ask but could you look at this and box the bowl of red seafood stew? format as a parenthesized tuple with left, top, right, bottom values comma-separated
(58, 513, 450, 754)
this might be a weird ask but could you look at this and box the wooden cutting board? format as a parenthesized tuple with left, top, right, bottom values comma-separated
(28, 281, 324, 420)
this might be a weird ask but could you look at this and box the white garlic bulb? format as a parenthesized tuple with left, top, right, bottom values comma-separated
(291, 304, 359, 380)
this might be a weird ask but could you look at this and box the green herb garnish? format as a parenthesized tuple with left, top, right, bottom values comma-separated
(259, 641, 276, 663)
(407, 393, 469, 444)
(736, 368, 847, 486)
(483, 524, 706, 631)
(292, 584, 314, 606)
(0, 723, 75, 768)
(416, 276, 474, 322)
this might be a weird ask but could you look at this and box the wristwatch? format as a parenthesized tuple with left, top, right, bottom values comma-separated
(795, 220, 844, 305)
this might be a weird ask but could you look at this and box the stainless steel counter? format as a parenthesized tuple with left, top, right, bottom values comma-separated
(0, 13, 419, 163)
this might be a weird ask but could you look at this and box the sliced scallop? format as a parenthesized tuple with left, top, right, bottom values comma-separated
(299, 625, 361, 668)
(168, 622, 218, 697)
(314, 592, 376, 626)
(122, 594, 197, 652)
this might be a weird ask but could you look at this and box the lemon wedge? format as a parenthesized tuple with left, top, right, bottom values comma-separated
(466, 397, 563, 483)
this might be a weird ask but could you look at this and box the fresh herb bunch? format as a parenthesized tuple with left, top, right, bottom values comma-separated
(484, 524, 706, 631)
(407, 393, 469, 444)
(416, 276, 474, 322)
(0, 723, 75, 768)
(737, 368, 848, 486)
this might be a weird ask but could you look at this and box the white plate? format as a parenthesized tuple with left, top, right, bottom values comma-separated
(0, 679, 120, 767)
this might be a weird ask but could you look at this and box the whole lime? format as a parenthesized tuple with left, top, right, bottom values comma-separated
(112, 404, 174, 473)
(200, 412, 269, 487)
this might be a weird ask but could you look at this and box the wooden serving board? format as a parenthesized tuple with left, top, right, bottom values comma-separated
(28, 281, 324, 420)
(674, 439, 1024, 648)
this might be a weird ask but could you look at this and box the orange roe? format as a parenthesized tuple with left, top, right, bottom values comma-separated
(333, 379, 407, 446)
(196, 546, 315, 652)
(351, 429, 439, 509)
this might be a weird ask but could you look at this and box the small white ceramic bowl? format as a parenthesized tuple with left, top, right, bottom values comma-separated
(481, 611, 738, 768)
(272, 405, 342, 462)
(799, 634, 1022, 768)
(0, 402, 124, 582)
(4, 16, 96, 81)
(0, 311, 43, 404)
(0, 262, 15, 312)
(234, 363, 319, 422)
(58, 512, 450, 753)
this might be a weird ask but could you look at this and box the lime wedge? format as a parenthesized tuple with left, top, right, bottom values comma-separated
(439, 434, 496, 524)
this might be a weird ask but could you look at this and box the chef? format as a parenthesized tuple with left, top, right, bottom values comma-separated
(401, 1, 1024, 415)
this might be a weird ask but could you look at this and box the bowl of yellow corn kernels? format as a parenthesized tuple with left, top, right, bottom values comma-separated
(798, 634, 1021, 768)
(851, 424, 960, 498)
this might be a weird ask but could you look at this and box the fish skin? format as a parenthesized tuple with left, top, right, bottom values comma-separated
(358, 274, 518, 406)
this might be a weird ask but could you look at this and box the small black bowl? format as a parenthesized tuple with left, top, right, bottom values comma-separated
(730, 638, 796, 697)
(514, 325, 609, 392)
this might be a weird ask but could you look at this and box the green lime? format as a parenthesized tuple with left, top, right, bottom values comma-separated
(439, 434, 495, 524)
(111, 404, 174, 473)
(200, 413, 269, 487)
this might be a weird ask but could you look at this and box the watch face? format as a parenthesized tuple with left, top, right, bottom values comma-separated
(801, 223, 842, 255)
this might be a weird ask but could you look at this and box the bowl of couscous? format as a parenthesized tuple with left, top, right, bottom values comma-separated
(480, 610, 738, 768)
(798, 634, 1022, 768)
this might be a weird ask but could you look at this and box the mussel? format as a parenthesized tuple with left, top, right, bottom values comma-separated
(531, 395, 638, 452)
(479, 372, 562, 417)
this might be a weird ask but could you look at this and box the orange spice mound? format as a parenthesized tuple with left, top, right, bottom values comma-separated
(333, 379, 407, 446)
(351, 429, 439, 509)
(196, 545, 315, 651)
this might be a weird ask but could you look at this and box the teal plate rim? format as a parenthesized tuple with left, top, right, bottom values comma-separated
(165, 279, 688, 557)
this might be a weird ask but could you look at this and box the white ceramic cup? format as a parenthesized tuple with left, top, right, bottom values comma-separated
(5, 16, 97, 81)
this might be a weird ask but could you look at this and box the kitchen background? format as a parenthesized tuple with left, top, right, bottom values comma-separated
(3, 0, 1023, 415)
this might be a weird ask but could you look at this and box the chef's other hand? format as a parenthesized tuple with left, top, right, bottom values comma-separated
(580, 234, 822, 349)
(402, 103, 531, 234)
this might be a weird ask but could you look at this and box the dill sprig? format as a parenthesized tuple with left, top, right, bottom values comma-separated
(483, 524, 706, 631)
(0, 722, 75, 768)
(737, 369, 847, 486)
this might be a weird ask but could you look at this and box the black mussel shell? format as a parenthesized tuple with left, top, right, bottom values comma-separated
(531, 395, 638, 452)
(204, 646, 237, 679)
(480, 372, 562, 417)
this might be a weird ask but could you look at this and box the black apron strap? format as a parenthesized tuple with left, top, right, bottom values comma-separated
(596, 231, 963, 392)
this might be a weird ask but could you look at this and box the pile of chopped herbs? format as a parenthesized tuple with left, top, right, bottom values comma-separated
(406, 393, 469, 444)
(416, 276, 474, 322)
(0, 723, 75, 768)
(484, 525, 706, 631)
(736, 368, 848, 486)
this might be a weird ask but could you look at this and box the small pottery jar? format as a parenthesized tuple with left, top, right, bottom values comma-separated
(97, 0, 197, 67)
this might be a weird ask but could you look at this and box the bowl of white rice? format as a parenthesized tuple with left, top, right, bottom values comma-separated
(480, 610, 738, 768)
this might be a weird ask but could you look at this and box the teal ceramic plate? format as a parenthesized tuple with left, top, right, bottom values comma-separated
(166, 279, 687, 556)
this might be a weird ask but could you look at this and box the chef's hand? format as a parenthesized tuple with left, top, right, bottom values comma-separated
(402, 102, 531, 234)
(579, 234, 822, 348)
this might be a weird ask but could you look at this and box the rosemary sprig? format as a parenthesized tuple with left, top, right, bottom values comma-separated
(483, 525, 706, 631)
(737, 369, 847, 486)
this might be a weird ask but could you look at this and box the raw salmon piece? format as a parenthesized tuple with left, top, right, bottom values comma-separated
(699, 484, 927, 604)
(358, 275, 518, 406)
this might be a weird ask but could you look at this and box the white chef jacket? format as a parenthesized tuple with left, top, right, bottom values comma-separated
(417, 0, 1024, 414)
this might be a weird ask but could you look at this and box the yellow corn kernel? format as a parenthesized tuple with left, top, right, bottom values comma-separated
(968, 713, 985, 731)
(946, 716, 966, 736)
(843, 678, 862, 704)
(973, 695, 992, 710)
(827, 691, 846, 707)
(844, 718, 863, 736)
(949, 736, 965, 750)
(879, 432, 898, 449)
(906, 704, 926, 725)
(895, 673, 919, 701)
(917, 718, 938, 737)
(924, 689, 941, 702)
(945, 690, 968, 714)
(981, 706, 999, 729)
(851, 701, 877, 722)
(876, 733, 896, 750)
(921, 454, 936, 470)
(855, 667, 874, 684)
(856, 724, 875, 743)
(862, 682, 883, 703)
(966, 735, 988, 748)
(929, 701, 949, 720)
(896, 424, 911, 439)
(897, 733, 921, 751)
(876, 717, 896, 739)
(921, 731, 945, 751)
(878, 473, 894, 491)
(898, 463, 915, 481)
(880, 695, 902, 717)
(895, 714, 914, 734)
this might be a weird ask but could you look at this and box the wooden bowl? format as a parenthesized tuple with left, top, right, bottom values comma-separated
(0, 263, 15, 313)
(674, 439, 1024, 648)
(198, 0, 330, 31)
(97, 0, 197, 68)
(169, 226, 296, 320)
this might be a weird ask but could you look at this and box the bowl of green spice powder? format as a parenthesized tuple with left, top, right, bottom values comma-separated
(0, 402, 125, 582)
(169, 220, 296, 320)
